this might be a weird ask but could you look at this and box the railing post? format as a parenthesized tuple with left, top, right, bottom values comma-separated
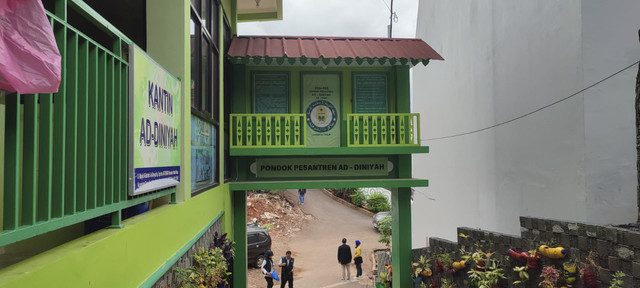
(4, 93, 21, 231)
(55, 0, 67, 21)
(170, 192, 178, 204)
(109, 210, 123, 228)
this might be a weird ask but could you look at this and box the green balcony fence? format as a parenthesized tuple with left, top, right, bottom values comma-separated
(230, 114, 306, 148)
(347, 113, 421, 147)
(0, 3, 174, 247)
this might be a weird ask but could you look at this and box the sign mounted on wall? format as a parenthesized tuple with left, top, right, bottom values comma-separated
(253, 157, 391, 178)
(191, 116, 216, 191)
(302, 73, 341, 147)
(129, 45, 182, 196)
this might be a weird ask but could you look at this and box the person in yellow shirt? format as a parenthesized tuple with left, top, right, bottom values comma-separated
(353, 240, 363, 279)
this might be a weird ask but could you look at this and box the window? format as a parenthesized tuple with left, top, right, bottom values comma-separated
(223, 14, 232, 181)
(190, 0, 220, 194)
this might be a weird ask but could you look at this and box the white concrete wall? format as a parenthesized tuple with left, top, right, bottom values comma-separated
(412, 0, 640, 248)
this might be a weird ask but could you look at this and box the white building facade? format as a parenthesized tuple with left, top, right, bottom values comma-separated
(412, 1, 640, 247)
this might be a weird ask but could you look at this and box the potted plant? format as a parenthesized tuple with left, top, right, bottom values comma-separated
(512, 266, 529, 286)
(470, 250, 489, 271)
(562, 261, 577, 285)
(609, 271, 625, 288)
(211, 232, 234, 286)
(578, 251, 601, 288)
(379, 271, 392, 287)
(442, 278, 458, 288)
(538, 265, 560, 288)
(526, 250, 541, 269)
(430, 277, 440, 288)
(413, 255, 433, 284)
(467, 260, 506, 288)
(436, 254, 453, 273)
(176, 247, 231, 288)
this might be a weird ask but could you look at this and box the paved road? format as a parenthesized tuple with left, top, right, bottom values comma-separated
(281, 189, 386, 288)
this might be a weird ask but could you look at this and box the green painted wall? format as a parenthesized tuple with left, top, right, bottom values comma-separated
(237, 66, 397, 115)
(0, 96, 4, 232)
(0, 185, 230, 288)
(0, 0, 237, 287)
(147, 0, 191, 202)
(234, 66, 399, 149)
(221, 0, 237, 35)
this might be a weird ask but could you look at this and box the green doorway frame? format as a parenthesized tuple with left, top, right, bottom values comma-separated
(230, 177, 426, 288)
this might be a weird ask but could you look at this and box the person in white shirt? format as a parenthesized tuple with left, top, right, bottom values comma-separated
(278, 250, 295, 288)
(261, 250, 275, 288)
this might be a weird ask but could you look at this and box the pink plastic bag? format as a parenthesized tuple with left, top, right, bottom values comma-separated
(0, 0, 62, 94)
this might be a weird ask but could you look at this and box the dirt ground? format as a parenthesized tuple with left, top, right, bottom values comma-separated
(246, 191, 310, 288)
(245, 189, 385, 288)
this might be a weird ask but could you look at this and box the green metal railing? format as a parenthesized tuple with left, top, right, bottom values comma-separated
(0, 4, 173, 247)
(347, 113, 420, 147)
(230, 114, 306, 148)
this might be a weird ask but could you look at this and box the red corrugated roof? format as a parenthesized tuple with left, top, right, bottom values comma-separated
(227, 36, 443, 66)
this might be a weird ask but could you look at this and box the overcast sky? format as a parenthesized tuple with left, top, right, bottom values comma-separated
(238, 0, 419, 38)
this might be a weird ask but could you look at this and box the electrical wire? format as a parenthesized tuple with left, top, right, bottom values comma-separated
(422, 60, 640, 141)
(380, 0, 391, 11)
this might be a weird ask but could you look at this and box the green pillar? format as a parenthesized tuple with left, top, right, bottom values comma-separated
(391, 187, 412, 288)
(233, 190, 247, 288)
(392, 65, 413, 287)
(395, 65, 411, 113)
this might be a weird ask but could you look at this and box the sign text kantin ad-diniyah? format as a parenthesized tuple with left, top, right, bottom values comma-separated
(129, 45, 181, 196)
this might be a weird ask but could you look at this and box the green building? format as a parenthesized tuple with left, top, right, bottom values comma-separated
(0, 0, 441, 287)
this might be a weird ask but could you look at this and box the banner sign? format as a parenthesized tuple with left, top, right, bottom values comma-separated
(191, 116, 216, 190)
(354, 73, 388, 113)
(255, 157, 389, 178)
(302, 73, 340, 147)
(129, 45, 181, 196)
(253, 72, 289, 113)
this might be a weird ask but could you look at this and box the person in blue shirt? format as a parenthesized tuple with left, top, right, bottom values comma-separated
(298, 188, 307, 205)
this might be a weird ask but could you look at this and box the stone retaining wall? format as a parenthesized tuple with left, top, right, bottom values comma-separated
(412, 216, 640, 288)
(152, 218, 223, 288)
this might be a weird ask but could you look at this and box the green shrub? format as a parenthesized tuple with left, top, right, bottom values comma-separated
(329, 188, 344, 197)
(377, 216, 392, 248)
(367, 192, 390, 213)
(350, 189, 366, 207)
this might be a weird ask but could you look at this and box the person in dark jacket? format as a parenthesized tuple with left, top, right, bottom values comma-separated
(261, 250, 275, 288)
(278, 250, 294, 288)
(337, 238, 352, 280)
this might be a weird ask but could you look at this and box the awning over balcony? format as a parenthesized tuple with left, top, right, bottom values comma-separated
(227, 35, 444, 67)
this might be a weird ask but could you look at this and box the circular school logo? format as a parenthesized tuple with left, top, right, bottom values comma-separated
(306, 100, 337, 132)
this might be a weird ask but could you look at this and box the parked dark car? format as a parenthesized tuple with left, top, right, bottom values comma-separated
(373, 211, 392, 230)
(247, 222, 272, 267)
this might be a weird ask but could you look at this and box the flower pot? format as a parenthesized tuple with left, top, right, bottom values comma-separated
(582, 269, 598, 288)
(435, 260, 443, 273)
(413, 276, 423, 284)
(526, 255, 539, 269)
(375, 282, 386, 288)
(430, 277, 440, 288)
(563, 262, 577, 284)
(474, 260, 485, 271)
(507, 249, 529, 262)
